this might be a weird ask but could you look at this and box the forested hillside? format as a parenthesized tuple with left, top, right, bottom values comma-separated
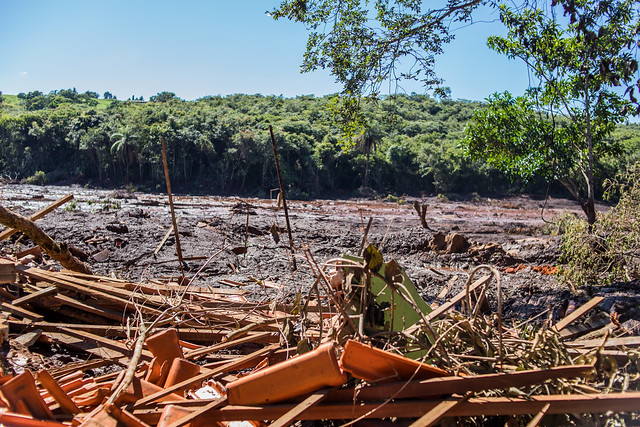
(1, 90, 638, 198)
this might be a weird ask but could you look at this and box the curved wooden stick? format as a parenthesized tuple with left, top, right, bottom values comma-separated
(0, 204, 92, 274)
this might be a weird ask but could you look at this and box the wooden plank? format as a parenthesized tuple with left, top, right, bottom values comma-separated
(192, 392, 640, 422)
(58, 327, 154, 361)
(0, 194, 74, 241)
(7, 320, 277, 344)
(19, 268, 167, 307)
(18, 268, 164, 317)
(45, 331, 125, 360)
(526, 403, 550, 427)
(164, 397, 227, 427)
(270, 387, 334, 427)
(566, 348, 631, 363)
(0, 301, 44, 321)
(325, 365, 594, 402)
(40, 293, 124, 322)
(184, 331, 277, 360)
(410, 393, 469, 427)
(49, 359, 122, 380)
(553, 296, 604, 332)
(133, 343, 280, 408)
(11, 286, 57, 306)
(565, 336, 640, 349)
(559, 313, 611, 340)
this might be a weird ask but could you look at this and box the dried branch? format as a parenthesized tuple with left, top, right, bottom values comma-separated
(0, 204, 92, 274)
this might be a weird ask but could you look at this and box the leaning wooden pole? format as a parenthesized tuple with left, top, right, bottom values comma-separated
(0, 204, 92, 274)
(269, 125, 297, 271)
(161, 136, 185, 276)
(0, 193, 74, 242)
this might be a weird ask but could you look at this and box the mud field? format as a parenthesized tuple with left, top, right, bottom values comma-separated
(1, 184, 637, 327)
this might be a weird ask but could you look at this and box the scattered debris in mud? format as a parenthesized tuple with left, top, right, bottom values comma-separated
(0, 184, 638, 425)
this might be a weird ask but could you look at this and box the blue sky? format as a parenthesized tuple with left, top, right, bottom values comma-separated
(1, 1, 531, 101)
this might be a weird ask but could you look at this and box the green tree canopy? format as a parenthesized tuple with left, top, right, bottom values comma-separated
(463, 0, 639, 224)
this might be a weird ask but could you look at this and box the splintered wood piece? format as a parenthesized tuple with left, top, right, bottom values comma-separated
(18, 268, 164, 317)
(0, 301, 44, 321)
(526, 403, 551, 427)
(154, 214, 182, 256)
(0, 259, 16, 283)
(0, 194, 74, 242)
(45, 332, 129, 360)
(184, 331, 276, 360)
(409, 393, 471, 427)
(270, 387, 334, 427)
(58, 327, 154, 361)
(13, 329, 42, 347)
(553, 296, 605, 333)
(15, 245, 43, 259)
(11, 286, 57, 306)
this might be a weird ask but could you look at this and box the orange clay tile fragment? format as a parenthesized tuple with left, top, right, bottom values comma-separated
(339, 339, 449, 383)
(145, 357, 171, 386)
(226, 341, 347, 405)
(36, 369, 81, 415)
(532, 265, 558, 275)
(0, 370, 55, 420)
(145, 329, 184, 366)
(0, 411, 66, 427)
(163, 358, 201, 392)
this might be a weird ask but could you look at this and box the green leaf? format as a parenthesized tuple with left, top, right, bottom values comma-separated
(363, 243, 383, 272)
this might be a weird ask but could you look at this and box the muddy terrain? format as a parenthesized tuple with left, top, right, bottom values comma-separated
(1, 184, 637, 328)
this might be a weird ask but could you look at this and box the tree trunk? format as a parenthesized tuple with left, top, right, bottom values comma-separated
(364, 152, 370, 188)
(0, 205, 93, 274)
(584, 87, 596, 226)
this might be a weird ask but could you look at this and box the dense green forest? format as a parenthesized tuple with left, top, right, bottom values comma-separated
(1, 89, 639, 199)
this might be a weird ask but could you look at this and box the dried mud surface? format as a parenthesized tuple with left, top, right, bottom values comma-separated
(1, 184, 637, 327)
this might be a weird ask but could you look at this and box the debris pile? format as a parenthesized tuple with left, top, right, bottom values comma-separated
(0, 192, 639, 425)
(0, 253, 638, 426)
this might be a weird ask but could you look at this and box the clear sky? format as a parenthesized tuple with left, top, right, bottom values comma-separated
(1, 1, 531, 102)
